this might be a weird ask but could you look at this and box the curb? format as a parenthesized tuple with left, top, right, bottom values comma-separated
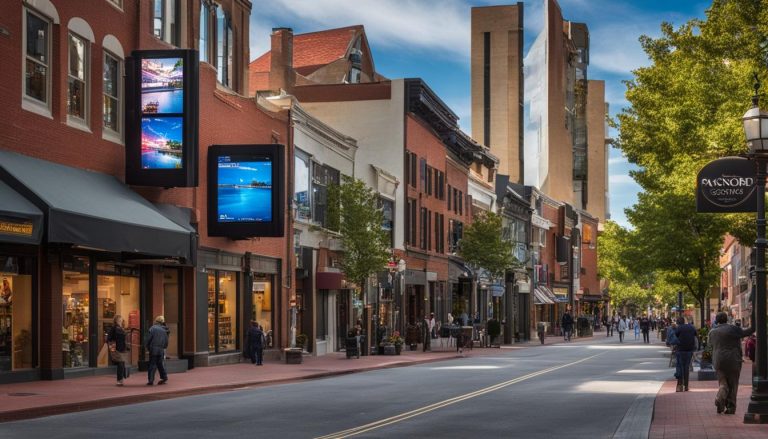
(0, 353, 471, 423)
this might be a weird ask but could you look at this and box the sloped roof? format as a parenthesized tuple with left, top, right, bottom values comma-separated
(250, 25, 362, 75)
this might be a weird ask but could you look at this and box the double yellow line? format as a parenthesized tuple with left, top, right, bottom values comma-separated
(315, 352, 604, 439)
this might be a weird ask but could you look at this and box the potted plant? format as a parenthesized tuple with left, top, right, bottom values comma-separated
(389, 331, 404, 355)
(295, 333, 308, 351)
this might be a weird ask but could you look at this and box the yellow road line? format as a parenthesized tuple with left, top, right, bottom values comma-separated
(314, 352, 604, 439)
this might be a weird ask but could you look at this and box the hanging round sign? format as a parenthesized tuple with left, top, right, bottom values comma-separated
(696, 157, 757, 213)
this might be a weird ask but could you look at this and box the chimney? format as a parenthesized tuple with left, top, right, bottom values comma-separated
(269, 27, 295, 92)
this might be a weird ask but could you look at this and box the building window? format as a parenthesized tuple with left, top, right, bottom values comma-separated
(458, 191, 463, 216)
(216, 6, 233, 87)
(406, 152, 417, 188)
(24, 10, 50, 106)
(420, 158, 427, 192)
(67, 32, 89, 123)
(152, 0, 179, 46)
(426, 167, 433, 196)
(436, 170, 445, 200)
(447, 185, 452, 210)
(199, 1, 215, 63)
(294, 151, 311, 221)
(449, 220, 463, 254)
(379, 197, 394, 248)
(406, 198, 417, 246)
(103, 52, 121, 136)
(427, 210, 432, 251)
(207, 270, 238, 353)
(420, 207, 428, 250)
(435, 213, 444, 253)
(312, 163, 340, 230)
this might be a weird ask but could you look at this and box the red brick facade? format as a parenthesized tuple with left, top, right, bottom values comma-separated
(0, 0, 291, 380)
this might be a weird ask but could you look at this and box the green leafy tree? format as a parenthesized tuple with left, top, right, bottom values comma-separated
(610, 1, 768, 325)
(458, 211, 519, 278)
(331, 176, 390, 295)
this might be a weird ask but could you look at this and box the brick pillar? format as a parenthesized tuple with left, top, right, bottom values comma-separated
(269, 27, 295, 92)
(39, 246, 63, 380)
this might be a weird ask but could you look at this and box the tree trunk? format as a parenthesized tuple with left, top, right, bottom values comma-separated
(698, 295, 706, 329)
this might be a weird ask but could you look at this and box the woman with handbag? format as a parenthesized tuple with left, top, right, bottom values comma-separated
(107, 315, 129, 386)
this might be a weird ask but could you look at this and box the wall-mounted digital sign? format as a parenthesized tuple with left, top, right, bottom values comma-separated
(208, 145, 285, 238)
(126, 50, 198, 187)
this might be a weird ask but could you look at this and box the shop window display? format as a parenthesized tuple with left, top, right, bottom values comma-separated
(207, 270, 237, 353)
(96, 263, 139, 368)
(62, 257, 90, 368)
(0, 261, 33, 372)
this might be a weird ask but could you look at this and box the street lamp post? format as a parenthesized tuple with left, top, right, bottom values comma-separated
(741, 77, 768, 424)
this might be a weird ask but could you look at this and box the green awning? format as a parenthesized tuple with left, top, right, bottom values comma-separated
(0, 150, 192, 261)
(0, 180, 43, 245)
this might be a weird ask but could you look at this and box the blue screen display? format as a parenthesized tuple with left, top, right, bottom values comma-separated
(217, 157, 273, 223)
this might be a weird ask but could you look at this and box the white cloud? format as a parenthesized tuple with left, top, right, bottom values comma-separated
(609, 174, 635, 185)
(608, 155, 628, 166)
(250, 0, 472, 61)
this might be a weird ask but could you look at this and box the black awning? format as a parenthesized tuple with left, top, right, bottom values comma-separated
(0, 150, 192, 261)
(0, 180, 43, 245)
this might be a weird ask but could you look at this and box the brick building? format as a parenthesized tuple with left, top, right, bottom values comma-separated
(0, 0, 291, 383)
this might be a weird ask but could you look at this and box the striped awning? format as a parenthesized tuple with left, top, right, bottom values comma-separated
(534, 286, 556, 305)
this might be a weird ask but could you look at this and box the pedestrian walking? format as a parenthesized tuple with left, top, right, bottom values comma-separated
(422, 315, 432, 352)
(640, 314, 651, 344)
(709, 312, 755, 414)
(247, 320, 265, 365)
(603, 315, 610, 337)
(674, 317, 697, 392)
(145, 315, 169, 386)
(107, 315, 128, 386)
(561, 309, 574, 342)
(617, 315, 628, 343)
(633, 318, 640, 340)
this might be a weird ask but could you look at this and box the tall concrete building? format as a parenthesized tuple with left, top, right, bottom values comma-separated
(470, 4, 524, 185)
(475, 0, 608, 222)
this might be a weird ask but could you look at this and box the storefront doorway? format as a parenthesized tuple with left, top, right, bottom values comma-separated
(207, 270, 239, 353)
(95, 263, 140, 368)
(163, 268, 181, 359)
(252, 274, 274, 348)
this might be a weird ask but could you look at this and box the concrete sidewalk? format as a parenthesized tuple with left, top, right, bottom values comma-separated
(649, 359, 765, 439)
(0, 344, 513, 422)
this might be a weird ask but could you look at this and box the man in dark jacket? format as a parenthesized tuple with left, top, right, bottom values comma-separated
(561, 310, 574, 342)
(709, 312, 755, 414)
(640, 315, 651, 344)
(674, 317, 697, 392)
(247, 320, 265, 366)
(145, 315, 169, 385)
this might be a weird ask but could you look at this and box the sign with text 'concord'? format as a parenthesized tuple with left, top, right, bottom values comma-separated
(696, 157, 757, 213)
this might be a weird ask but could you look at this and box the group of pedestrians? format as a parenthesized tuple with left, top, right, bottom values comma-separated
(665, 312, 755, 415)
(106, 315, 169, 387)
(600, 313, 653, 343)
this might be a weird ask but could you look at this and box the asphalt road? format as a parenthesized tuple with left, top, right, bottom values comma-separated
(0, 334, 673, 439)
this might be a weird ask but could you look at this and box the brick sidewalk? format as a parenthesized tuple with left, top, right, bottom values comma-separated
(650, 360, 766, 439)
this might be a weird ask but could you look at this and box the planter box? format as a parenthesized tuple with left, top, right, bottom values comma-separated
(284, 348, 303, 364)
(382, 345, 396, 355)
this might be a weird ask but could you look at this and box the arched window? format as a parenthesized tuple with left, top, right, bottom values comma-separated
(199, 0, 214, 62)
(215, 6, 233, 87)
(152, 0, 179, 46)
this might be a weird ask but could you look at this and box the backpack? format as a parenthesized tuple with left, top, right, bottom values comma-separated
(666, 328, 679, 346)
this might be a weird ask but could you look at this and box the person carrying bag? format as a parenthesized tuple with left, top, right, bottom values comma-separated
(107, 315, 129, 386)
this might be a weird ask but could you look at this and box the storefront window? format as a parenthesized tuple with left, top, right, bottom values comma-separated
(252, 274, 273, 347)
(0, 256, 33, 372)
(208, 270, 237, 353)
(96, 263, 139, 368)
(62, 257, 90, 368)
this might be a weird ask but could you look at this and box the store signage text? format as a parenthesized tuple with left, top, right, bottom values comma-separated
(0, 220, 33, 237)
(696, 157, 757, 213)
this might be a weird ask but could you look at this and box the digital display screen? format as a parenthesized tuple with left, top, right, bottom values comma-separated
(141, 117, 183, 169)
(217, 156, 273, 223)
(140, 58, 184, 169)
(141, 58, 184, 113)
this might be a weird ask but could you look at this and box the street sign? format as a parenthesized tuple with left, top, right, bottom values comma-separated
(696, 157, 757, 213)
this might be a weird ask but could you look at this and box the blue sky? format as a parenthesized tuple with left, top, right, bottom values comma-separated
(249, 0, 711, 228)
